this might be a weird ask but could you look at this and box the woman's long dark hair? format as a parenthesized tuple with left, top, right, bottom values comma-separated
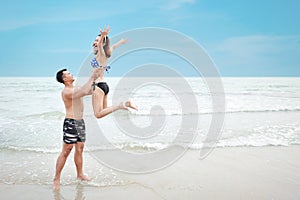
(97, 34, 111, 58)
(103, 36, 111, 58)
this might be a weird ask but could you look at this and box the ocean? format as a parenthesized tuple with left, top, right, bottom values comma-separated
(0, 77, 300, 186)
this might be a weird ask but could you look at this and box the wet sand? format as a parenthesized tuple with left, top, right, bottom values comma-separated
(1, 146, 300, 200)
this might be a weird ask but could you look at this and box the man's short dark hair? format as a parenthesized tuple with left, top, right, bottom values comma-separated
(56, 69, 67, 84)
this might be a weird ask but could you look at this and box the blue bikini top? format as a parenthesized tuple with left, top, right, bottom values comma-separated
(91, 57, 111, 72)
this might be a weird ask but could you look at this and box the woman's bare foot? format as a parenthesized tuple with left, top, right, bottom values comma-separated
(121, 101, 138, 111)
(53, 179, 60, 191)
(77, 175, 91, 181)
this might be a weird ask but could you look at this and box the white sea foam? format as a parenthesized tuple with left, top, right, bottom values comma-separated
(0, 77, 300, 152)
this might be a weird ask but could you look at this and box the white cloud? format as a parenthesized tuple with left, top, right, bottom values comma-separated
(0, 19, 37, 31)
(0, 4, 133, 31)
(210, 35, 300, 69)
(161, 0, 196, 10)
(46, 48, 90, 54)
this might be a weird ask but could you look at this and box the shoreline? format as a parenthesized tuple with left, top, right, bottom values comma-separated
(1, 145, 300, 199)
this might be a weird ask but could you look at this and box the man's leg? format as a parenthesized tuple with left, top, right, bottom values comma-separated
(74, 142, 90, 181)
(53, 143, 74, 190)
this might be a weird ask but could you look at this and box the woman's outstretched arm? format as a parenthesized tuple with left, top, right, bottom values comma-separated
(111, 38, 128, 52)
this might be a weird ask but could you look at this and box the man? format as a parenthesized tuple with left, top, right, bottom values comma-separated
(53, 68, 100, 190)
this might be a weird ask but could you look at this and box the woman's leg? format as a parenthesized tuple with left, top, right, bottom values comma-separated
(92, 86, 139, 119)
(123, 101, 138, 111)
(103, 94, 108, 109)
(92, 86, 123, 118)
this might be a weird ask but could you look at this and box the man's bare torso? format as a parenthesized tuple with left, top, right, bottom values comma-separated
(62, 86, 84, 120)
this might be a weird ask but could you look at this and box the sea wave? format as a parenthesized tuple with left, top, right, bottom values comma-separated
(0, 145, 60, 154)
(131, 108, 300, 116)
(25, 111, 65, 119)
(223, 108, 300, 114)
(2, 140, 299, 154)
(1, 108, 300, 120)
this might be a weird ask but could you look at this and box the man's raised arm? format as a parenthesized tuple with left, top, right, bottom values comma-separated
(72, 70, 100, 99)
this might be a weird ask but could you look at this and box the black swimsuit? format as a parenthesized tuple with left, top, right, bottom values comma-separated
(91, 58, 110, 95)
(96, 82, 109, 95)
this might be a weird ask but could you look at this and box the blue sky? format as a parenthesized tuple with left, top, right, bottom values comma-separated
(0, 0, 299, 77)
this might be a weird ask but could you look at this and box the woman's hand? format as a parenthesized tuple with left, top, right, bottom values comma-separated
(100, 25, 110, 36)
(120, 38, 128, 44)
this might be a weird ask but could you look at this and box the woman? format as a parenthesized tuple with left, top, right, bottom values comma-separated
(91, 26, 138, 118)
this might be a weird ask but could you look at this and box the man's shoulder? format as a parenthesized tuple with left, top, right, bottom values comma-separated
(62, 87, 75, 98)
(62, 86, 83, 99)
(62, 86, 73, 93)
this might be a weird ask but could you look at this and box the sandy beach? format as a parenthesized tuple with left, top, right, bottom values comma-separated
(1, 146, 300, 200)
